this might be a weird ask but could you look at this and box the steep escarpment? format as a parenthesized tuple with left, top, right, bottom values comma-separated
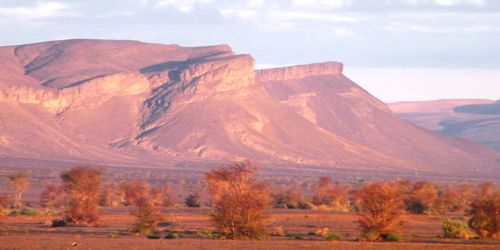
(259, 63, 499, 173)
(0, 39, 498, 177)
(0, 72, 150, 113)
(256, 62, 343, 81)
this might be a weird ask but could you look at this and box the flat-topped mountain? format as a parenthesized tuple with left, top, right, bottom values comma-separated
(0, 39, 498, 177)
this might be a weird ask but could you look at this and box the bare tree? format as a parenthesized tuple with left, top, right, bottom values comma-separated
(205, 161, 270, 239)
(6, 171, 31, 209)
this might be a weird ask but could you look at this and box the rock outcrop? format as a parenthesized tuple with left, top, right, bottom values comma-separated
(256, 62, 343, 81)
(1, 72, 150, 113)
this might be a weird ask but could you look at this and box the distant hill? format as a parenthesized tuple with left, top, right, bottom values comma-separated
(0, 39, 498, 177)
(389, 100, 500, 151)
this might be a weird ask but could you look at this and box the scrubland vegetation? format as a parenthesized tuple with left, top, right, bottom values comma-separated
(0, 161, 499, 249)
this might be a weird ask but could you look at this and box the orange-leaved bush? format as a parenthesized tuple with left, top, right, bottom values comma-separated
(61, 166, 103, 224)
(205, 161, 270, 239)
(355, 181, 404, 241)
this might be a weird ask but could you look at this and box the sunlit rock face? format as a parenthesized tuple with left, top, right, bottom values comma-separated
(256, 62, 343, 81)
(0, 39, 498, 177)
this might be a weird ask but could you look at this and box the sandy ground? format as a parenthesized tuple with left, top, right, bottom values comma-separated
(1, 235, 499, 250)
(1, 209, 499, 249)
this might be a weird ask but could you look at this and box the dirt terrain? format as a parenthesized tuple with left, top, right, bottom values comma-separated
(1, 208, 499, 249)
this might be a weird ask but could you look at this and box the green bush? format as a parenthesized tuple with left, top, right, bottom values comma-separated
(8, 208, 38, 216)
(325, 233, 342, 241)
(146, 234, 160, 239)
(20, 207, 38, 216)
(443, 219, 474, 239)
(383, 232, 401, 242)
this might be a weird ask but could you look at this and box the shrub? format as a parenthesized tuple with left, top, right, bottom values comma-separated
(19, 207, 38, 216)
(435, 185, 462, 213)
(361, 230, 380, 241)
(132, 193, 161, 236)
(164, 232, 179, 239)
(404, 198, 426, 214)
(467, 188, 500, 239)
(100, 183, 120, 207)
(311, 177, 348, 209)
(119, 180, 150, 206)
(6, 171, 31, 209)
(51, 219, 67, 227)
(315, 227, 330, 237)
(442, 219, 474, 239)
(40, 184, 63, 211)
(297, 201, 314, 210)
(383, 232, 401, 242)
(325, 233, 342, 241)
(185, 193, 201, 208)
(404, 181, 437, 214)
(355, 182, 404, 241)
(271, 226, 286, 236)
(272, 189, 303, 209)
(0, 194, 8, 209)
(159, 184, 174, 207)
(61, 166, 103, 224)
(205, 161, 270, 239)
(146, 234, 160, 239)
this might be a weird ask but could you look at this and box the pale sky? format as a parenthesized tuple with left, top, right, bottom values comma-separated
(0, 0, 499, 102)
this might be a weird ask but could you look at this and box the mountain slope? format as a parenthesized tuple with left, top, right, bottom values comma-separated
(389, 100, 500, 151)
(0, 39, 498, 176)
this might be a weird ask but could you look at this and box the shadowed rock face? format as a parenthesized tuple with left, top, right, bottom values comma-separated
(389, 100, 500, 152)
(0, 39, 498, 176)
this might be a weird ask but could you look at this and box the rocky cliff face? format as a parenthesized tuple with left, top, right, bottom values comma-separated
(256, 62, 343, 81)
(0, 39, 498, 177)
(0, 72, 150, 113)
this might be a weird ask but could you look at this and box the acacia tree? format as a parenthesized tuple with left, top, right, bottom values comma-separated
(7, 171, 31, 209)
(205, 161, 270, 239)
(355, 182, 404, 241)
(61, 166, 103, 224)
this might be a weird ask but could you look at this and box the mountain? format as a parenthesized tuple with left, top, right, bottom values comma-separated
(389, 99, 500, 151)
(0, 39, 498, 177)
